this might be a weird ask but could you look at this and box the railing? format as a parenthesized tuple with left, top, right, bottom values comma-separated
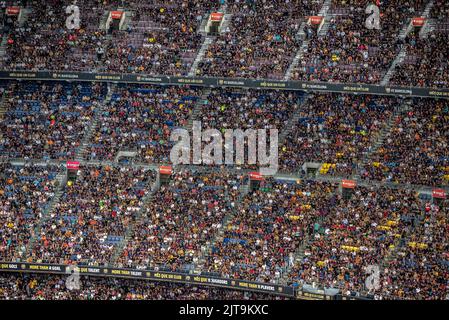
(0, 261, 295, 297)
(0, 70, 448, 99)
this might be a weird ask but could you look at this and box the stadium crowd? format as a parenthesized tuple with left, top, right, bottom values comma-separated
(290, 0, 428, 84)
(117, 170, 241, 271)
(199, 88, 300, 131)
(0, 163, 61, 261)
(287, 186, 423, 294)
(85, 84, 199, 163)
(29, 165, 155, 266)
(1, 0, 448, 89)
(0, 81, 106, 160)
(0, 161, 447, 299)
(381, 198, 448, 300)
(1, 0, 217, 75)
(100, 0, 218, 76)
(362, 98, 449, 187)
(198, 0, 312, 79)
(390, 30, 449, 88)
(3, 0, 107, 71)
(279, 93, 398, 175)
(0, 0, 448, 300)
(203, 179, 337, 283)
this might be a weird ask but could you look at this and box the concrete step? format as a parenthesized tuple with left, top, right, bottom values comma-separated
(356, 100, 406, 175)
(19, 8, 32, 27)
(75, 83, 115, 160)
(109, 179, 159, 266)
(121, 11, 134, 30)
(419, 0, 436, 39)
(318, 19, 330, 36)
(285, 0, 332, 80)
(198, 15, 209, 35)
(192, 182, 248, 271)
(22, 184, 65, 258)
(185, 89, 211, 131)
(220, 14, 233, 33)
(319, 0, 332, 16)
(188, 36, 214, 77)
(380, 45, 406, 86)
(99, 10, 110, 30)
(284, 40, 309, 81)
(0, 34, 9, 58)
(279, 94, 311, 144)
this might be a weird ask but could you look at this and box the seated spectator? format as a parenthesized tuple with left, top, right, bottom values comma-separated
(117, 170, 241, 271)
(362, 98, 449, 187)
(0, 81, 106, 160)
(198, 0, 310, 79)
(30, 165, 155, 266)
(279, 93, 398, 176)
(203, 179, 337, 283)
(85, 84, 199, 163)
(291, 0, 427, 84)
(390, 30, 449, 88)
(0, 163, 61, 261)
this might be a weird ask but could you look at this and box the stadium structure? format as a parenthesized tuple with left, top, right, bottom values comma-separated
(0, 0, 448, 301)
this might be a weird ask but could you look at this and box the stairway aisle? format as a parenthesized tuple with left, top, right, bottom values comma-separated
(283, 0, 332, 81)
(75, 83, 116, 162)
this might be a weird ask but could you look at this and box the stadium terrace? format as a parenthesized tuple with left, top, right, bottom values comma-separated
(0, 0, 448, 303)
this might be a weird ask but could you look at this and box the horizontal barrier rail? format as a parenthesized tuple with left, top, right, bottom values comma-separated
(0, 261, 295, 297)
(0, 70, 448, 99)
(1, 261, 376, 299)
